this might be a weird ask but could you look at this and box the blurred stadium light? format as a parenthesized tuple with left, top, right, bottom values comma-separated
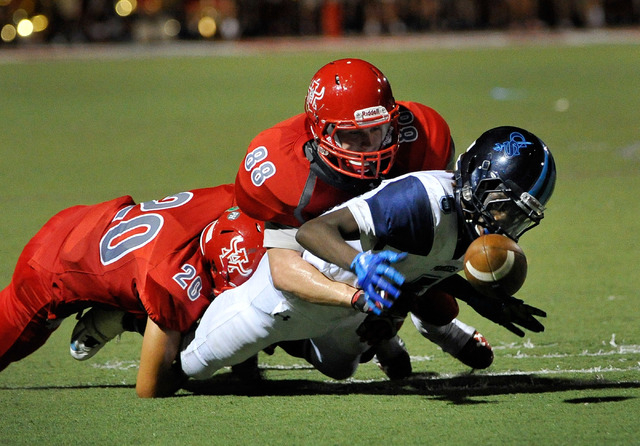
(0, 0, 638, 44)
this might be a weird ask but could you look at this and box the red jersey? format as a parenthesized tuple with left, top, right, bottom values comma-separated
(235, 101, 453, 228)
(26, 185, 235, 332)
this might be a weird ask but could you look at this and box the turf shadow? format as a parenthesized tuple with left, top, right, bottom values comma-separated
(0, 383, 134, 391)
(3, 374, 637, 405)
(181, 372, 640, 404)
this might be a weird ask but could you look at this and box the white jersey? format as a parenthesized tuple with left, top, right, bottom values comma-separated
(181, 171, 476, 380)
(304, 171, 465, 295)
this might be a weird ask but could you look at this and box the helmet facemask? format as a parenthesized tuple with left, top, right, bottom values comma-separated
(315, 111, 399, 179)
(461, 177, 545, 241)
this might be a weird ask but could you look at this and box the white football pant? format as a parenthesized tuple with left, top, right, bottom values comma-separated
(180, 255, 369, 380)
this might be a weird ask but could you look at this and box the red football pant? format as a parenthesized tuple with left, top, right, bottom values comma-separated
(0, 209, 78, 372)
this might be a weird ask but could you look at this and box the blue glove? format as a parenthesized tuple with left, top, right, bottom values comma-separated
(350, 250, 407, 315)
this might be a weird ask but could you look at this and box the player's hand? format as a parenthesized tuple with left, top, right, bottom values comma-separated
(351, 290, 390, 315)
(356, 313, 405, 345)
(465, 292, 546, 337)
(350, 250, 407, 315)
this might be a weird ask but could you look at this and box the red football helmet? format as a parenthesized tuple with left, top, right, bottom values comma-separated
(200, 207, 265, 294)
(304, 58, 400, 179)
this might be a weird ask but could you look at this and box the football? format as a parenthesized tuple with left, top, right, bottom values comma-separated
(463, 234, 527, 298)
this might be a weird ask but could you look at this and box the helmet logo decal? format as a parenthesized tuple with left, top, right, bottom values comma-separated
(354, 106, 389, 125)
(219, 235, 253, 278)
(306, 79, 325, 111)
(493, 132, 532, 157)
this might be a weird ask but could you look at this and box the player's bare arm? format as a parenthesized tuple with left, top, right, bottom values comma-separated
(136, 317, 184, 398)
(294, 207, 361, 270)
(296, 207, 406, 313)
(268, 248, 356, 307)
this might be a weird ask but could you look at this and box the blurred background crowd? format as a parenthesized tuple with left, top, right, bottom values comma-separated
(1, 0, 639, 44)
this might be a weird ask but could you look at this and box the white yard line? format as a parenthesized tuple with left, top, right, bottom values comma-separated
(86, 343, 640, 381)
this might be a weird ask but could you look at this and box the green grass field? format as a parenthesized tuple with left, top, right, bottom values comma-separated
(1, 33, 639, 444)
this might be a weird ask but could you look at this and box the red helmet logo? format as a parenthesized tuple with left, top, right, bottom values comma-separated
(200, 208, 265, 294)
(306, 78, 326, 113)
(218, 235, 255, 280)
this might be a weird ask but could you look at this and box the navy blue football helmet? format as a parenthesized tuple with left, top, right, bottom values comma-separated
(455, 126, 556, 241)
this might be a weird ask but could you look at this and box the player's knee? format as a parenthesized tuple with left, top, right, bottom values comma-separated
(308, 350, 359, 380)
(410, 289, 459, 326)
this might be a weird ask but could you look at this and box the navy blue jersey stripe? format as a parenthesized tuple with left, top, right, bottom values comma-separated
(365, 176, 434, 255)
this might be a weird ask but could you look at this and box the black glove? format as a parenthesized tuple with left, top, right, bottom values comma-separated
(351, 289, 388, 315)
(465, 292, 546, 337)
(355, 313, 405, 345)
(433, 274, 546, 337)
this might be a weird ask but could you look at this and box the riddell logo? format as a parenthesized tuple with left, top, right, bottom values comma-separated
(354, 106, 389, 124)
(219, 236, 253, 278)
(307, 79, 325, 111)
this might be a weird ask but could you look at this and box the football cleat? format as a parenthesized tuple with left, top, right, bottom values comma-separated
(374, 336, 412, 380)
(69, 308, 127, 361)
(412, 316, 494, 369)
(453, 331, 494, 369)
